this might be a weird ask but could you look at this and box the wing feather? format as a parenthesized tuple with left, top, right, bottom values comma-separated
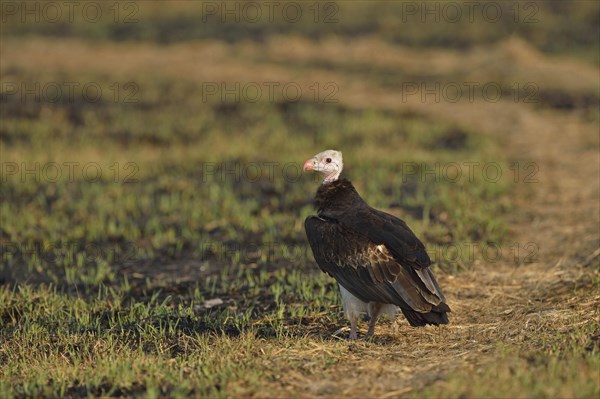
(320, 207, 432, 268)
(305, 215, 447, 313)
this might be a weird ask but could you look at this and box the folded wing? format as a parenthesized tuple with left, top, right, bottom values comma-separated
(305, 212, 450, 326)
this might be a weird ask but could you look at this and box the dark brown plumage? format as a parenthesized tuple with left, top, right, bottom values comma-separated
(303, 150, 450, 339)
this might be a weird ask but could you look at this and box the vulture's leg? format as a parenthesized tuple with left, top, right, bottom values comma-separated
(339, 284, 365, 340)
(348, 315, 359, 340)
(365, 302, 384, 339)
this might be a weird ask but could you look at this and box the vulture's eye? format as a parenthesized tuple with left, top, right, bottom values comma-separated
(326, 158, 332, 163)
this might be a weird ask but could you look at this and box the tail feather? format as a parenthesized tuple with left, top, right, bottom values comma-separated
(401, 305, 450, 327)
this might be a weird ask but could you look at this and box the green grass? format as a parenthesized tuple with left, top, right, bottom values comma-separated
(1, 1, 598, 398)
(1, 74, 513, 284)
(0, 274, 342, 397)
(0, 66, 516, 397)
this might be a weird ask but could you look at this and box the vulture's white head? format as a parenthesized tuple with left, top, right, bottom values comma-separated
(303, 150, 343, 184)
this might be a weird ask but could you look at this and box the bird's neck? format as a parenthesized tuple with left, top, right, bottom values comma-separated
(315, 178, 363, 213)
(322, 170, 341, 184)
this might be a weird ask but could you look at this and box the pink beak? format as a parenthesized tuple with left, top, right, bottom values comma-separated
(303, 159, 314, 172)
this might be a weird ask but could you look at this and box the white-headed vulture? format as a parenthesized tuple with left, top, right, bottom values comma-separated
(304, 150, 450, 340)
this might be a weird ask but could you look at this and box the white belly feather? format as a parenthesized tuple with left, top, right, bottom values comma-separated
(339, 284, 398, 319)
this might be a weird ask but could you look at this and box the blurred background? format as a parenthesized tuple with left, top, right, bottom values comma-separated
(1, 0, 598, 295)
